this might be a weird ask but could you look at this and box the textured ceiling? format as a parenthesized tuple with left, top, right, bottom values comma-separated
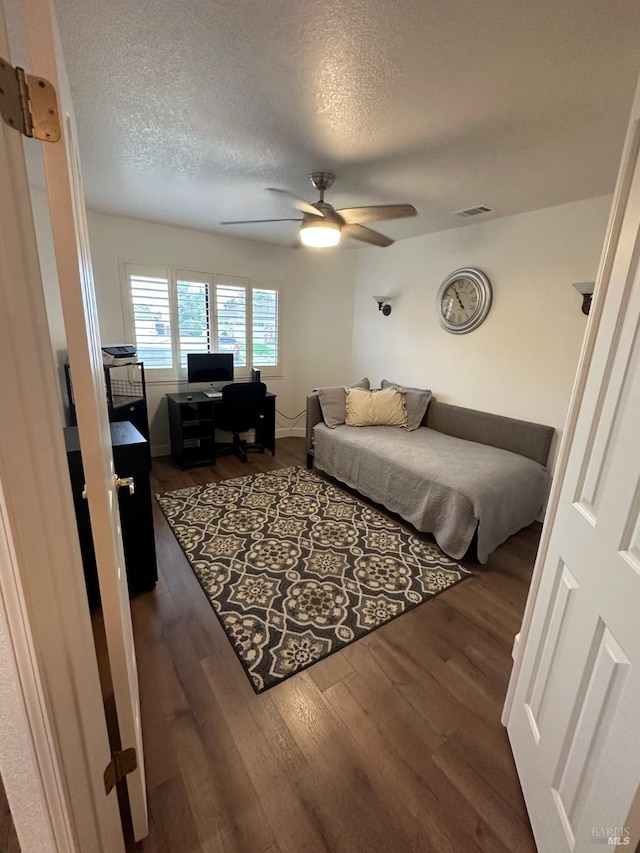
(53, 0, 640, 247)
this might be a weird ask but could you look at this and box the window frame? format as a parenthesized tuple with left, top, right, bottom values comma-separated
(121, 262, 281, 383)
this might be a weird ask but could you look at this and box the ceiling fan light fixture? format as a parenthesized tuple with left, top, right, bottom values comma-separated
(222, 173, 415, 248)
(299, 219, 341, 248)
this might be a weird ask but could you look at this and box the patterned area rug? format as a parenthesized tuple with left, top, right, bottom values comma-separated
(156, 466, 471, 693)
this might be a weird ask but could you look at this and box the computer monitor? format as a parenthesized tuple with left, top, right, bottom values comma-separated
(187, 352, 234, 389)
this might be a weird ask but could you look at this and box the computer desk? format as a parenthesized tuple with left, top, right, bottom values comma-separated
(166, 390, 276, 468)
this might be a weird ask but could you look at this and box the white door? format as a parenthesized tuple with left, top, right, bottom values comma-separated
(504, 79, 640, 850)
(13, 0, 148, 841)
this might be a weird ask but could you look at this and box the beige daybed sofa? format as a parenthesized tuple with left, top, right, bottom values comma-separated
(306, 389, 554, 564)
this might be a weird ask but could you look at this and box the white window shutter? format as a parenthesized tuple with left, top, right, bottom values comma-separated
(176, 277, 211, 368)
(129, 272, 173, 369)
(252, 288, 278, 367)
(215, 281, 248, 368)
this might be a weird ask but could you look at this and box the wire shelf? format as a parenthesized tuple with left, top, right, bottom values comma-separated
(106, 363, 145, 402)
(109, 377, 144, 399)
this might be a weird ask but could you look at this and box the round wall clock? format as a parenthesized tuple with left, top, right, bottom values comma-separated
(436, 267, 492, 334)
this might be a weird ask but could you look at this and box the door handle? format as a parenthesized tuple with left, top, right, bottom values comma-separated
(114, 476, 135, 496)
(82, 477, 135, 498)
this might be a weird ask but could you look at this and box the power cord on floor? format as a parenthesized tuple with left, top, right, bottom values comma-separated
(276, 408, 306, 426)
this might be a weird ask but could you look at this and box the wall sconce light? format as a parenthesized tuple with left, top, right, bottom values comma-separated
(373, 295, 392, 316)
(572, 282, 594, 316)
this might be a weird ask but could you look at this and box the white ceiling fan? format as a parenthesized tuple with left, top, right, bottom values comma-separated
(221, 172, 417, 248)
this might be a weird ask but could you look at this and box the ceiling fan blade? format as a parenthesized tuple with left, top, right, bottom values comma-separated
(265, 188, 324, 217)
(336, 204, 417, 225)
(220, 218, 303, 225)
(342, 224, 394, 247)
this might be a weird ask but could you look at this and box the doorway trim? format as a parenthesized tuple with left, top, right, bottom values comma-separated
(0, 4, 125, 849)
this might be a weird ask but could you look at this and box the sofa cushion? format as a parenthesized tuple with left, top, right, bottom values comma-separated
(345, 387, 408, 427)
(381, 379, 432, 431)
(315, 377, 370, 428)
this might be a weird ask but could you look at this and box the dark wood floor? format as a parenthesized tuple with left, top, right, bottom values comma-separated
(132, 437, 538, 853)
(0, 776, 19, 853)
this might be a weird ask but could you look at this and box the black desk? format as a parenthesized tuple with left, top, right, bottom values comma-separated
(166, 390, 276, 468)
(64, 421, 158, 608)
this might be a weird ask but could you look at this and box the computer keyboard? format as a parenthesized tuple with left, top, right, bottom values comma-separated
(203, 391, 223, 399)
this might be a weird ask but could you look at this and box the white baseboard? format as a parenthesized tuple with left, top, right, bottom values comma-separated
(275, 427, 306, 439)
(151, 443, 171, 457)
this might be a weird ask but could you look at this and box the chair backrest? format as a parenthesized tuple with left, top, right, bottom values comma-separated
(218, 382, 267, 433)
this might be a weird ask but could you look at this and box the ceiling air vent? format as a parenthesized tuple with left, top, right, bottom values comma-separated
(455, 205, 493, 217)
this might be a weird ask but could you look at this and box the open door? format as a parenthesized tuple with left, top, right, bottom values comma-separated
(1, 3, 131, 852)
(6, 0, 149, 841)
(503, 77, 640, 850)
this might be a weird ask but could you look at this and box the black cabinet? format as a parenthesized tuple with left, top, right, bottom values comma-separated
(65, 421, 157, 608)
(168, 396, 217, 467)
(167, 391, 276, 468)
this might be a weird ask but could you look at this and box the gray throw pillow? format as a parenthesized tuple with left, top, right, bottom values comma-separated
(381, 379, 432, 431)
(315, 378, 371, 428)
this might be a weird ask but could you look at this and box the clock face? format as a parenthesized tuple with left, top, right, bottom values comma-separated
(441, 277, 479, 326)
(436, 268, 492, 334)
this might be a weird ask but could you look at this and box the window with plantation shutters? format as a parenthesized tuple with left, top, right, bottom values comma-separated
(128, 270, 173, 369)
(123, 264, 280, 379)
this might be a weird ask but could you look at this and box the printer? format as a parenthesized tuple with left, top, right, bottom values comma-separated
(101, 345, 138, 366)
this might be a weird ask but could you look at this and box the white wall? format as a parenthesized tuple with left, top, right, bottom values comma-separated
(87, 212, 357, 454)
(34, 194, 611, 466)
(351, 195, 613, 464)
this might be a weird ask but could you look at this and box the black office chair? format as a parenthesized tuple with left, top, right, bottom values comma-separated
(215, 382, 267, 462)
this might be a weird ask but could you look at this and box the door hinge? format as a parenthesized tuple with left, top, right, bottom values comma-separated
(104, 747, 137, 795)
(0, 56, 60, 142)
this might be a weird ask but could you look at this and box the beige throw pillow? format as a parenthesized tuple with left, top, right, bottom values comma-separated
(345, 387, 408, 427)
